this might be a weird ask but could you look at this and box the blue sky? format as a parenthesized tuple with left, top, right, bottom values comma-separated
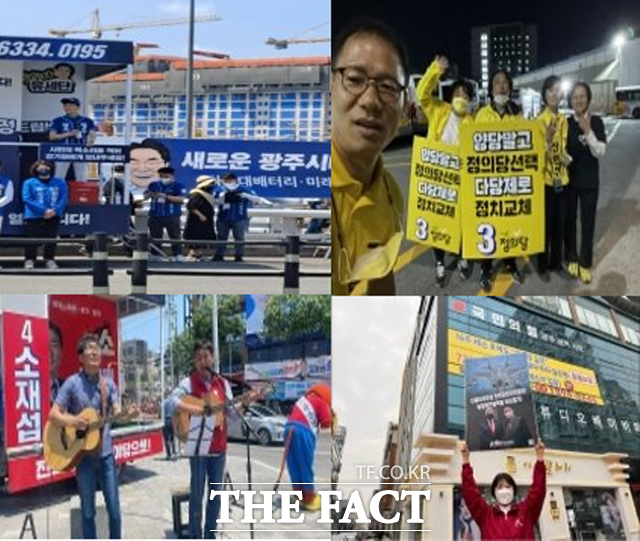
(121, 296, 187, 354)
(3, 0, 330, 59)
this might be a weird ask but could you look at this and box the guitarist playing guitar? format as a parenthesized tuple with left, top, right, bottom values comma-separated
(49, 333, 134, 540)
(171, 341, 251, 540)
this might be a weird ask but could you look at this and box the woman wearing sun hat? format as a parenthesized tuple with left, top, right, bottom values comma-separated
(183, 174, 218, 260)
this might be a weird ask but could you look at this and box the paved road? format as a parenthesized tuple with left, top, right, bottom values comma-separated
(0, 257, 330, 294)
(384, 118, 640, 295)
(0, 433, 331, 539)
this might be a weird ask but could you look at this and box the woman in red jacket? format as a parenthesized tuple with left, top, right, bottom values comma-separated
(461, 439, 546, 540)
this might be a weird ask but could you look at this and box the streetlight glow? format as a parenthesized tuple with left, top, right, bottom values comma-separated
(613, 32, 627, 49)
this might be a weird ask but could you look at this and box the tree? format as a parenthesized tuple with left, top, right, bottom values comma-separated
(169, 295, 244, 382)
(263, 295, 331, 342)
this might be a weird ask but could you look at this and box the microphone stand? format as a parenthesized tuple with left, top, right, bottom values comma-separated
(223, 393, 261, 540)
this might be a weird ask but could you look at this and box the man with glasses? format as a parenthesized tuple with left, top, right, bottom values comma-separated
(332, 19, 409, 295)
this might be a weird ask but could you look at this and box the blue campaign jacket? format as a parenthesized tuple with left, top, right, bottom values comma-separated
(0, 174, 14, 216)
(216, 186, 257, 223)
(22, 176, 68, 220)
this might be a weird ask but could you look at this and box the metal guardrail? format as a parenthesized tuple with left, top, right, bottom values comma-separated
(0, 232, 330, 293)
(128, 233, 330, 294)
(0, 233, 112, 293)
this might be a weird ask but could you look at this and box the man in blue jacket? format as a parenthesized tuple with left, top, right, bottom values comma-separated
(0, 159, 15, 232)
(22, 160, 68, 269)
(144, 166, 186, 261)
(213, 173, 271, 262)
(49, 97, 97, 181)
(0, 160, 14, 269)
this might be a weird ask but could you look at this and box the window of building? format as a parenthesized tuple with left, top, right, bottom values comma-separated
(522, 296, 573, 319)
(574, 299, 618, 337)
(618, 315, 640, 347)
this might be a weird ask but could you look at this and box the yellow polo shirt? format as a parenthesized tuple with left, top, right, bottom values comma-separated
(475, 103, 524, 123)
(332, 143, 404, 295)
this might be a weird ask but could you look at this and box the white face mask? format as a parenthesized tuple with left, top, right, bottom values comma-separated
(160, 177, 173, 185)
(493, 94, 509, 107)
(224, 183, 239, 190)
(495, 487, 514, 506)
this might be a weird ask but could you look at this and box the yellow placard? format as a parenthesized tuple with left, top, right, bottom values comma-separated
(448, 329, 604, 405)
(460, 120, 545, 259)
(405, 137, 461, 253)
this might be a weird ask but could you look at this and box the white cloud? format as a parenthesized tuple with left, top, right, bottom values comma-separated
(333, 297, 420, 489)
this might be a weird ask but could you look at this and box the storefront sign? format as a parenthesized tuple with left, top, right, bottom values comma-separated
(245, 355, 330, 381)
(450, 297, 586, 354)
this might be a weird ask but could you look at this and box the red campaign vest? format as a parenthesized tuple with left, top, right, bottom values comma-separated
(190, 371, 228, 454)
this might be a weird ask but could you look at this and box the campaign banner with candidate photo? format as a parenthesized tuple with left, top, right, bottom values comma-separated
(460, 120, 545, 259)
(465, 353, 537, 452)
(406, 137, 461, 253)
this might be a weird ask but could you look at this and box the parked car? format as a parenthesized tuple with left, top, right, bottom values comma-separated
(227, 404, 287, 446)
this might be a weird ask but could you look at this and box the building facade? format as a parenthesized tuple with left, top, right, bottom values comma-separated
(471, 23, 538, 89)
(87, 55, 331, 142)
(398, 296, 640, 540)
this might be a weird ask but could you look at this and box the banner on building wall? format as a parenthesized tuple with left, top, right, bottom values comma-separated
(245, 355, 330, 382)
(465, 353, 537, 451)
(448, 328, 604, 405)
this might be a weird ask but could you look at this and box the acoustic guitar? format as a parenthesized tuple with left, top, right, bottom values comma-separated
(43, 405, 139, 472)
(175, 385, 272, 443)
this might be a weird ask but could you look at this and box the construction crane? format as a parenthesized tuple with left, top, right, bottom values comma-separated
(266, 21, 329, 50)
(134, 43, 160, 56)
(48, 8, 221, 39)
(194, 49, 230, 60)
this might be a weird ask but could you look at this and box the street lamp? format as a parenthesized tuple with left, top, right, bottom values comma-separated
(186, 0, 195, 138)
(613, 32, 627, 49)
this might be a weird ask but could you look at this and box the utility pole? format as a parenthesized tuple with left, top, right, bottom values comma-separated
(186, 0, 196, 138)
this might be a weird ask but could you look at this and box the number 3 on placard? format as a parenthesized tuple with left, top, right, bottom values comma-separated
(415, 218, 429, 241)
(477, 223, 496, 255)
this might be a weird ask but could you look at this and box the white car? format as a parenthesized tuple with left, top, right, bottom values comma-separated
(228, 404, 287, 446)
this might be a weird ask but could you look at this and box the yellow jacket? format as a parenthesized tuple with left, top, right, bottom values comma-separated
(475, 102, 524, 123)
(331, 143, 404, 295)
(416, 60, 474, 144)
(537, 108, 570, 187)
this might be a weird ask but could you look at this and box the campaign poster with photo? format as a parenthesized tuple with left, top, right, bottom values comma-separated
(465, 353, 537, 451)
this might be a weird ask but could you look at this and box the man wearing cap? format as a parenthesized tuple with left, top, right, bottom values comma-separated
(144, 166, 186, 261)
(102, 165, 126, 205)
(49, 97, 97, 181)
